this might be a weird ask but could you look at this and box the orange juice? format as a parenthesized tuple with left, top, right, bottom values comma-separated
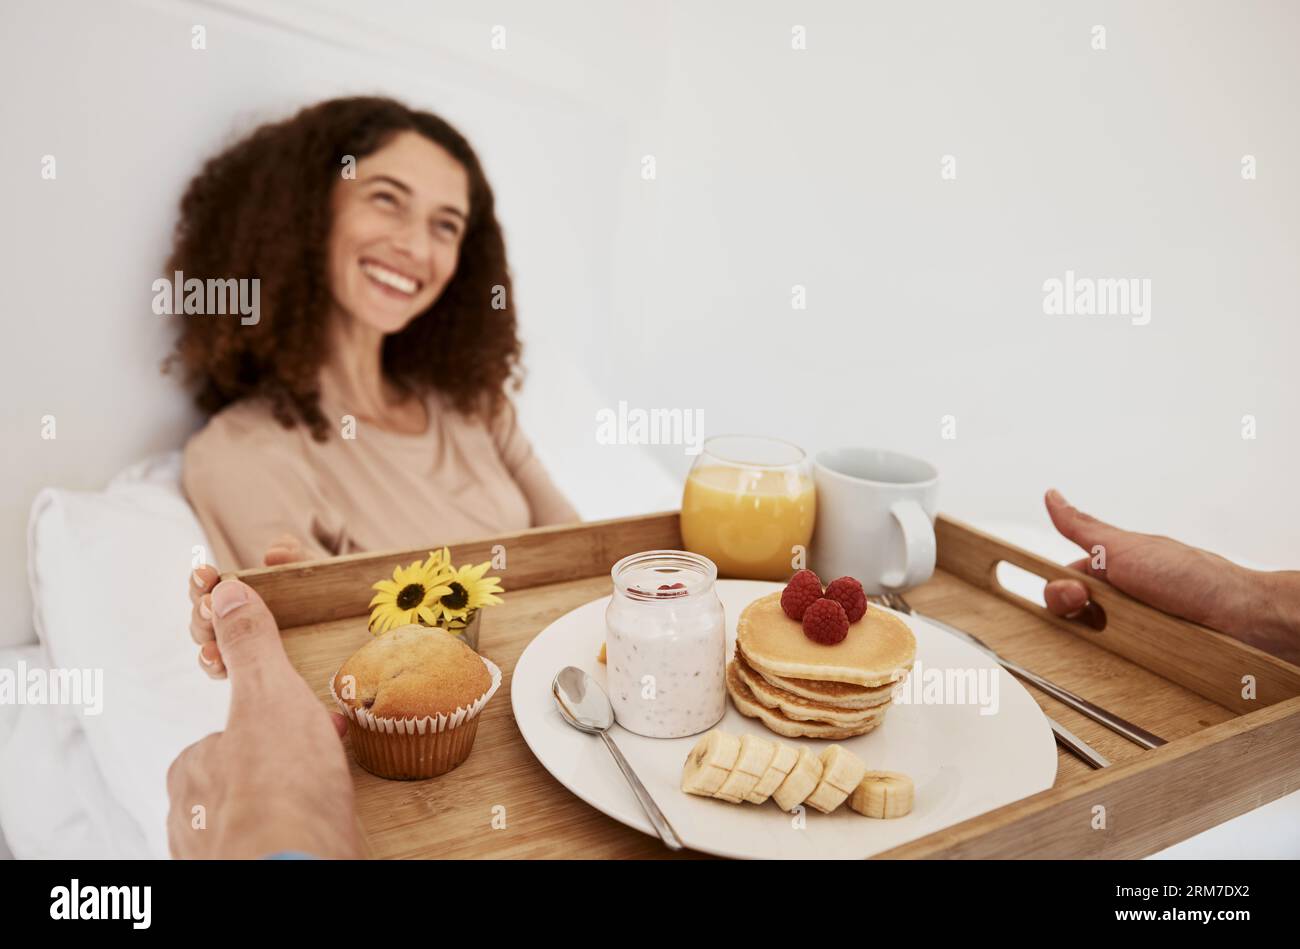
(681, 465, 816, 581)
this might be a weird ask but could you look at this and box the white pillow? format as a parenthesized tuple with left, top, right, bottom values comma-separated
(26, 451, 229, 858)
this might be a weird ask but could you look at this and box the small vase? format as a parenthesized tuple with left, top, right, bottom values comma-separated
(439, 608, 482, 651)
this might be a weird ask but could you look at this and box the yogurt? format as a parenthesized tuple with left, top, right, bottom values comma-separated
(605, 551, 726, 739)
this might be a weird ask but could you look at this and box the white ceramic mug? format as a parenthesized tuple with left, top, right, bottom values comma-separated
(809, 448, 939, 594)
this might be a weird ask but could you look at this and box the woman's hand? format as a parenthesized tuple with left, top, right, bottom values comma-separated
(263, 533, 305, 566)
(168, 578, 361, 859)
(189, 534, 306, 679)
(1042, 489, 1300, 663)
(189, 563, 225, 679)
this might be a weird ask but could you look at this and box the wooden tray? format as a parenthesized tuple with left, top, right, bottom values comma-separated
(234, 512, 1300, 859)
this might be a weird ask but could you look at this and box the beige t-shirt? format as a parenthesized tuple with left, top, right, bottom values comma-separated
(181, 382, 580, 571)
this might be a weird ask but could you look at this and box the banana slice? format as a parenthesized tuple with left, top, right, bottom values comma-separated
(771, 745, 823, 812)
(849, 770, 914, 819)
(715, 734, 777, 803)
(745, 741, 799, 804)
(805, 744, 868, 814)
(681, 730, 741, 798)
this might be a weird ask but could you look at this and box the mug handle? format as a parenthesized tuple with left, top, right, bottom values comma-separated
(879, 499, 936, 590)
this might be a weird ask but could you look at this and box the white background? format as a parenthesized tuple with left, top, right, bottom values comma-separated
(1, 0, 1296, 857)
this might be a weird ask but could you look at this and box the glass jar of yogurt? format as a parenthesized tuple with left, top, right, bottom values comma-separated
(605, 550, 726, 739)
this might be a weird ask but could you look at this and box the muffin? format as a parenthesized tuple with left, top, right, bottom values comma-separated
(330, 624, 502, 780)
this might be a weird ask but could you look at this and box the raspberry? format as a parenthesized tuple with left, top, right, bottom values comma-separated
(823, 576, 867, 623)
(802, 598, 849, 645)
(780, 569, 823, 620)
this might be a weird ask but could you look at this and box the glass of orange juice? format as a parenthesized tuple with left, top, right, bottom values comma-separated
(680, 435, 816, 581)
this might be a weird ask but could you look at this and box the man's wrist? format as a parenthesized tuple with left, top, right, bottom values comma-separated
(1254, 570, 1300, 637)
(1227, 568, 1300, 663)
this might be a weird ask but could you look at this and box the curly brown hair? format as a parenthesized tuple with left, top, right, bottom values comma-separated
(162, 96, 522, 441)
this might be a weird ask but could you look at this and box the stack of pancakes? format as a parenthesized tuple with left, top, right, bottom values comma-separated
(728, 591, 916, 739)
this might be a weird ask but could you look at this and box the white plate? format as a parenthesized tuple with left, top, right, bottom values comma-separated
(511, 580, 1057, 859)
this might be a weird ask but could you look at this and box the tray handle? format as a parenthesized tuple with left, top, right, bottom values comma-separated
(934, 514, 1300, 713)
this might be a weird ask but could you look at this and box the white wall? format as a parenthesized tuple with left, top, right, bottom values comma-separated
(2, 0, 1297, 649)
(621, 0, 1300, 571)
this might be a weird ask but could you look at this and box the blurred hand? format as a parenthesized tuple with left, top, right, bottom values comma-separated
(189, 534, 305, 679)
(1042, 489, 1300, 663)
(168, 578, 361, 859)
(263, 533, 305, 567)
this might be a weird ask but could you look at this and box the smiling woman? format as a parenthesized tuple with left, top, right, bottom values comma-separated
(163, 98, 580, 597)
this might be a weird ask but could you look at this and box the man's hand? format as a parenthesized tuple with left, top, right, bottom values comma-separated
(1042, 489, 1300, 664)
(168, 578, 363, 859)
(188, 535, 305, 679)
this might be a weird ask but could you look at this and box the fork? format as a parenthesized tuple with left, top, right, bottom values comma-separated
(872, 592, 1118, 769)
(878, 590, 1164, 751)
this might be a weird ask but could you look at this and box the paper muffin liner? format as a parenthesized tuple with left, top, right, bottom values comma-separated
(329, 655, 502, 780)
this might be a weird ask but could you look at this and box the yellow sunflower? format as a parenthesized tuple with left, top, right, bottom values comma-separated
(421, 546, 451, 577)
(367, 558, 452, 635)
(423, 547, 505, 630)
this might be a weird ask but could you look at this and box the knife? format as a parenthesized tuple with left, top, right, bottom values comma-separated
(880, 592, 1165, 752)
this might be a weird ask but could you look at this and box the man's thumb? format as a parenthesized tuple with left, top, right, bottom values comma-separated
(210, 579, 290, 688)
(1044, 488, 1120, 555)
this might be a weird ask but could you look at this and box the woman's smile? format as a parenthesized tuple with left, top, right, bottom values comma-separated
(359, 257, 424, 299)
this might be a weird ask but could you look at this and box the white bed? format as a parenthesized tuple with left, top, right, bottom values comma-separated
(0, 644, 150, 859)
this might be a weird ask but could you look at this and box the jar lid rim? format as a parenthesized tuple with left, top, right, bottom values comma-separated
(610, 549, 718, 599)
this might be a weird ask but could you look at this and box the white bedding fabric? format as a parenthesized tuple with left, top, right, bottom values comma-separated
(20, 452, 229, 858)
(0, 644, 150, 858)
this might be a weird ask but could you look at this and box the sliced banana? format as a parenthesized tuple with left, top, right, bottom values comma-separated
(745, 741, 799, 804)
(804, 744, 869, 814)
(680, 730, 741, 798)
(771, 745, 823, 812)
(714, 734, 777, 803)
(683, 731, 915, 821)
(849, 770, 914, 819)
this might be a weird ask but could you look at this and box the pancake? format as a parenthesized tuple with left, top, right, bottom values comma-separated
(738, 647, 900, 709)
(725, 661, 886, 740)
(737, 592, 916, 687)
(733, 652, 891, 726)
(757, 666, 902, 708)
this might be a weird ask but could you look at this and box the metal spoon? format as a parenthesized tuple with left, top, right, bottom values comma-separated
(551, 666, 684, 850)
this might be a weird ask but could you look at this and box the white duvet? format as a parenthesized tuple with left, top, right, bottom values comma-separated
(0, 644, 150, 858)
